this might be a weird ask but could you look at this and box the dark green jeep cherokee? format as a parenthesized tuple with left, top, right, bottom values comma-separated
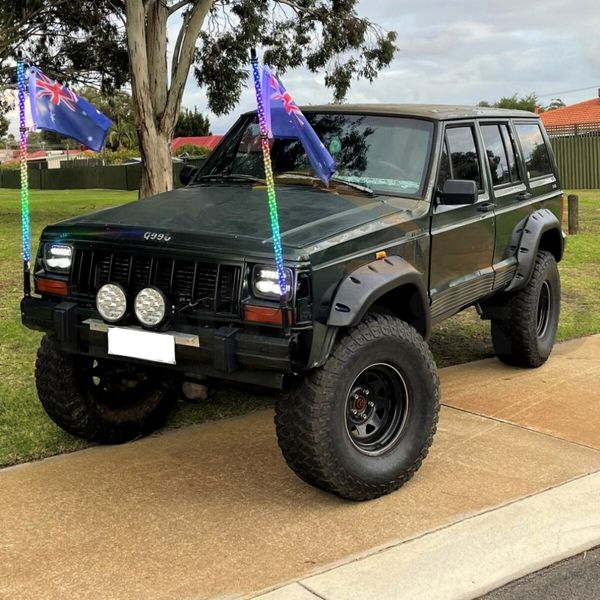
(22, 105, 565, 501)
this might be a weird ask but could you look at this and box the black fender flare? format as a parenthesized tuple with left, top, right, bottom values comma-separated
(326, 255, 430, 335)
(505, 208, 563, 292)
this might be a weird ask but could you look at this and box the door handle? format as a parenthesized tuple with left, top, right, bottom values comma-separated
(517, 191, 533, 201)
(477, 202, 495, 213)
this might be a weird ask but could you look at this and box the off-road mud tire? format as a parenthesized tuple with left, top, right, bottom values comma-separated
(275, 314, 440, 501)
(35, 335, 176, 444)
(491, 250, 560, 368)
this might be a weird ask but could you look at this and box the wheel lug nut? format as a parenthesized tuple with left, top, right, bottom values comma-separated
(361, 413, 367, 420)
(365, 389, 370, 395)
(354, 393, 359, 400)
(351, 409, 357, 415)
(368, 401, 374, 408)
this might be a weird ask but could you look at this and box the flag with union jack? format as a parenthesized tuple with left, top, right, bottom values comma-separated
(28, 67, 112, 152)
(260, 65, 335, 185)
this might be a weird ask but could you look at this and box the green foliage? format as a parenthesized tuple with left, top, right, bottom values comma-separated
(478, 94, 568, 113)
(174, 107, 211, 138)
(0, 160, 19, 169)
(194, 1, 398, 114)
(0, 1, 129, 93)
(0, 112, 8, 138)
(546, 98, 566, 111)
(173, 144, 212, 157)
(108, 118, 137, 150)
(479, 93, 542, 112)
(103, 148, 139, 164)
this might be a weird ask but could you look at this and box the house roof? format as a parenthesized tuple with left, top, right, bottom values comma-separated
(171, 135, 223, 151)
(540, 97, 600, 127)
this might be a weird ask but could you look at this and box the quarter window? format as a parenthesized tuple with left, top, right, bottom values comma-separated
(515, 123, 552, 179)
(481, 125, 510, 186)
(445, 126, 482, 189)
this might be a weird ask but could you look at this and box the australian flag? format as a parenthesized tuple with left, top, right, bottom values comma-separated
(28, 67, 112, 152)
(260, 65, 335, 185)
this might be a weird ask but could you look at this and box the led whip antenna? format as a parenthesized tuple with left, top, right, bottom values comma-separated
(17, 54, 31, 297)
(250, 49, 289, 330)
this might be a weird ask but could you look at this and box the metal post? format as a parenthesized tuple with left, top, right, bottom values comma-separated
(568, 194, 579, 235)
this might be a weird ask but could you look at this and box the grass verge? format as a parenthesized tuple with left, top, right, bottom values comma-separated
(0, 188, 598, 467)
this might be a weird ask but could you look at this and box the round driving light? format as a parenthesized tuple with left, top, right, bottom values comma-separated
(96, 283, 127, 323)
(134, 287, 167, 327)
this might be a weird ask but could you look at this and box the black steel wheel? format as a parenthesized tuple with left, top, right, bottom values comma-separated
(35, 335, 176, 444)
(491, 250, 561, 368)
(275, 313, 440, 501)
(345, 363, 409, 456)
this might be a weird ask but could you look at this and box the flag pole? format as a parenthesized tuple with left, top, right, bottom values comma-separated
(250, 49, 289, 332)
(17, 54, 31, 297)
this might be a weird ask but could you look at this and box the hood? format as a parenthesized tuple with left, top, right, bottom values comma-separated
(49, 184, 411, 258)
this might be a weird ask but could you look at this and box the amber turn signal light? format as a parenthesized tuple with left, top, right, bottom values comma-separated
(35, 277, 68, 296)
(244, 304, 294, 326)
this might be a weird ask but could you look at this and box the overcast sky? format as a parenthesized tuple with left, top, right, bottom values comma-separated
(8, 0, 600, 136)
(186, 0, 600, 134)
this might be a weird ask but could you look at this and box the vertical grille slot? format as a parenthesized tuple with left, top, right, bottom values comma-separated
(216, 265, 241, 313)
(173, 261, 195, 302)
(155, 258, 174, 293)
(193, 262, 218, 311)
(131, 256, 152, 288)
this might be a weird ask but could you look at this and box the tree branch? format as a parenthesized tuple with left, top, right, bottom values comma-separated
(168, 0, 192, 16)
(161, 0, 212, 134)
(171, 9, 190, 80)
(124, 0, 156, 134)
(272, 0, 321, 17)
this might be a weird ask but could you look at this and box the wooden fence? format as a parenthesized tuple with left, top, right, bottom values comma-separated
(550, 135, 600, 189)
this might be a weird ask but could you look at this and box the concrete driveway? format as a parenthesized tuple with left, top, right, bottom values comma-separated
(1, 335, 599, 599)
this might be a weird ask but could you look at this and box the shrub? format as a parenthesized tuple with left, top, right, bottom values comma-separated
(0, 160, 19, 170)
(174, 144, 212, 158)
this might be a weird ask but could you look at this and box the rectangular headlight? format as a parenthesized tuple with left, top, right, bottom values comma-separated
(43, 243, 73, 273)
(252, 265, 293, 300)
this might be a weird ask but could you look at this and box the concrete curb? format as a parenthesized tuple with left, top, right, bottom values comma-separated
(254, 471, 600, 600)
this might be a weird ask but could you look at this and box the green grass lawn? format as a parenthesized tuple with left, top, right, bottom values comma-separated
(0, 188, 598, 467)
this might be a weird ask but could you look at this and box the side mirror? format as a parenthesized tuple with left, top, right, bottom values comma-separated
(179, 164, 200, 186)
(440, 179, 478, 205)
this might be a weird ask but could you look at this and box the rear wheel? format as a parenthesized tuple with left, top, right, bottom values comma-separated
(490, 250, 560, 368)
(35, 335, 176, 443)
(275, 314, 440, 501)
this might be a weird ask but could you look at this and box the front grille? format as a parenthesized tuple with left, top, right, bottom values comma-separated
(72, 249, 242, 315)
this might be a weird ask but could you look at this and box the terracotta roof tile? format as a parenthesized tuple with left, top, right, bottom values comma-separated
(541, 97, 600, 126)
(170, 136, 223, 151)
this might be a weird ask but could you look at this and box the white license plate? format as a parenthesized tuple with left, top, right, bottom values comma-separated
(107, 327, 176, 365)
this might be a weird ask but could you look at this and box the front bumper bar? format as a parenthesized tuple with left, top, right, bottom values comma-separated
(21, 297, 294, 388)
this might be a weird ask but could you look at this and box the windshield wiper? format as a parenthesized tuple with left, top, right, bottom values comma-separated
(275, 172, 374, 197)
(197, 173, 265, 184)
(329, 176, 374, 196)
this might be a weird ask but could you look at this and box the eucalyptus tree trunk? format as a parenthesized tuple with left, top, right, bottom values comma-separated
(124, 0, 213, 198)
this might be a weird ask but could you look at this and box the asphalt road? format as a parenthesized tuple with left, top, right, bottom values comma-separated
(481, 546, 600, 600)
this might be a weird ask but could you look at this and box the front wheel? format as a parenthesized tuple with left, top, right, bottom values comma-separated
(275, 314, 440, 501)
(490, 250, 560, 368)
(35, 335, 176, 444)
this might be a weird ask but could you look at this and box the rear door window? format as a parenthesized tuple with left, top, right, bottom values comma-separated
(480, 125, 510, 186)
(515, 123, 552, 179)
(445, 126, 482, 190)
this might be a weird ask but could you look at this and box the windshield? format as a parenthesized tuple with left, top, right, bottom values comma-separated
(203, 113, 435, 197)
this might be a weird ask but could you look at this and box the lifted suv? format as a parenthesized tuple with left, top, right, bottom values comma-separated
(23, 105, 565, 500)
